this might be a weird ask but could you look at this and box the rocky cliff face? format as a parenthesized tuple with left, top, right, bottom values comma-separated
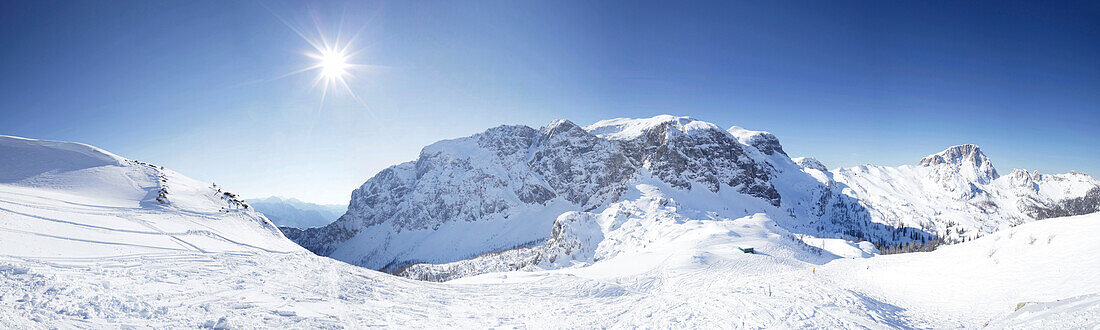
(588, 116, 781, 206)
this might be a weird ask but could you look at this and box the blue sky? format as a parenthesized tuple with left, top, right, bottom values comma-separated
(1, 1, 1097, 204)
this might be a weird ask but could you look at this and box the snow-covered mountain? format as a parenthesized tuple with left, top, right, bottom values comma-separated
(247, 196, 344, 228)
(285, 116, 794, 272)
(832, 144, 1100, 243)
(1, 132, 1097, 328)
(285, 115, 1099, 278)
(0, 135, 302, 257)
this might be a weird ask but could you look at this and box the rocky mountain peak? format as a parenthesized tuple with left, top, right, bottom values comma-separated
(919, 144, 989, 167)
(727, 126, 787, 157)
(919, 144, 999, 183)
(541, 119, 584, 137)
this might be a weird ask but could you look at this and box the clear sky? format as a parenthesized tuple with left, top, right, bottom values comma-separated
(1, 1, 1097, 205)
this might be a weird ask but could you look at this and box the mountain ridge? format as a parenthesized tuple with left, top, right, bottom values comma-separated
(283, 115, 1100, 278)
(247, 196, 344, 229)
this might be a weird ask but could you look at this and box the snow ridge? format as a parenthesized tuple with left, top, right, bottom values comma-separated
(0, 135, 302, 257)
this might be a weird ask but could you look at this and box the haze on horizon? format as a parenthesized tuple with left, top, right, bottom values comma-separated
(1, 0, 1097, 204)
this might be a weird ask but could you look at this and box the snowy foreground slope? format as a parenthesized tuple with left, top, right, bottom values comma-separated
(3, 205, 1097, 327)
(0, 133, 1097, 327)
(0, 135, 301, 257)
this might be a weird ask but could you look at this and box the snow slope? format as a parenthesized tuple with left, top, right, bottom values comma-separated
(3, 199, 1096, 327)
(827, 212, 1100, 327)
(0, 135, 302, 257)
(246, 196, 344, 229)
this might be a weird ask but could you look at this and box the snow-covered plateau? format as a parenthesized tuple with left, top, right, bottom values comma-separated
(1, 114, 1098, 328)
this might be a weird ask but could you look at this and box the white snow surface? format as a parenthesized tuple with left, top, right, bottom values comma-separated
(3, 183, 1097, 327)
(0, 135, 302, 257)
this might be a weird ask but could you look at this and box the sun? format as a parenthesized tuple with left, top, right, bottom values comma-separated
(258, 6, 375, 117)
(317, 49, 349, 80)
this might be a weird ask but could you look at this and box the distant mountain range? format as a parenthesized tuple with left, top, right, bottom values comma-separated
(281, 115, 1099, 279)
(246, 197, 344, 229)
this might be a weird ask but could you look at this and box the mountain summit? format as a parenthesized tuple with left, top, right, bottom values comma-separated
(285, 115, 785, 271)
(919, 144, 999, 184)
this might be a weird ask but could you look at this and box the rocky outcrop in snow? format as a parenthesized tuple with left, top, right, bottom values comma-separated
(792, 157, 828, 172)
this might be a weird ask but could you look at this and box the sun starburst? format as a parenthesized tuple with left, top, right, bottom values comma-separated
(259, 4, 374, 119)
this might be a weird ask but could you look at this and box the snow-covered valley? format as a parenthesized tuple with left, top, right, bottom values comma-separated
(1, 116, 1098, 328)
